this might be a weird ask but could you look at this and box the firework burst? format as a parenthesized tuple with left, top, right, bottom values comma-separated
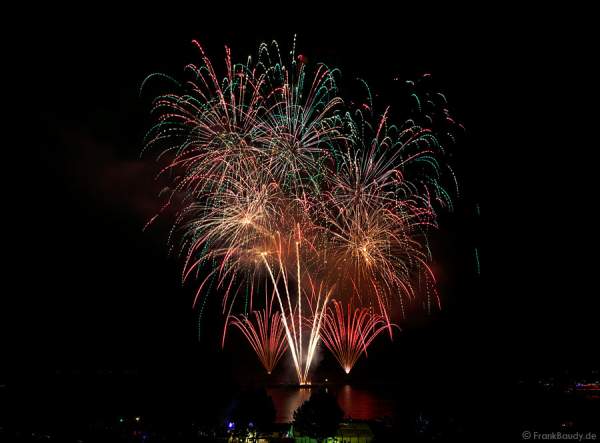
(143, 38, 459, 381)
(228, 292, 288, 374)
(320, 300, 395, 374)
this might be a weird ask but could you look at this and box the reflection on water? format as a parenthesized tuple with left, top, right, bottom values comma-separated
(337, 385, 396, 420)
(267, 387, 312, 423)
(267, 385, 396, 423)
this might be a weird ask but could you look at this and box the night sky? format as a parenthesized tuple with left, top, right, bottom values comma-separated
(7, 5, 598, 430)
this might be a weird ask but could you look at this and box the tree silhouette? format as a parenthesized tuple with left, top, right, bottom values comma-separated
(293, 388, 344, 442)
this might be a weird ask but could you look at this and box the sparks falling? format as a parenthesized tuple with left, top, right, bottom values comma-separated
(228, 291, 288, 374)
(320, 300, 394, 374)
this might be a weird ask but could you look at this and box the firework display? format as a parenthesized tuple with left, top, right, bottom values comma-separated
(143, 37, 458, 382)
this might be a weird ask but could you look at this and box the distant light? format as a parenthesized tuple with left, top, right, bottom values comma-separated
(135, 417, 140, 422)
(249, 421, 254, 428)
(119, 418, 124, 423)
(325, 378, 328, 382)
(228, 422, 235, 430)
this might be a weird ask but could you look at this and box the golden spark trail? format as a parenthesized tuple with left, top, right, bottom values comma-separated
(261, 253, 302, 383)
